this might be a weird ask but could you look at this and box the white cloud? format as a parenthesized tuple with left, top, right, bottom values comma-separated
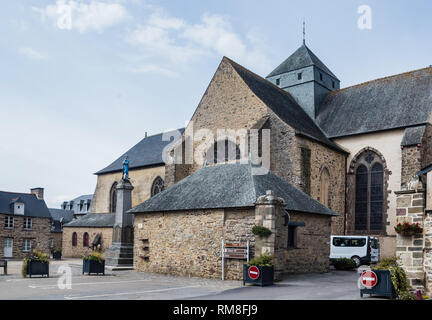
(18, 47, 45, 60)
(34, 0, 130, 33)
(125, 10, 271, 75)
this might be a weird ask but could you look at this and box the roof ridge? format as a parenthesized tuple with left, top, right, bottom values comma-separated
(0, 190, 34, 196)
(330, 66, 432, 95)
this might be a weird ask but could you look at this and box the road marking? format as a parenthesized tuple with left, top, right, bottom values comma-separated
(64, 285, 201, 300)
(28, 279, 153, 289)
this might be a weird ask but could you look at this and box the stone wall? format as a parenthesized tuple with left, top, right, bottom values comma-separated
(401, 146, 422, 188)
(92, 165, 165, 213)
(284, 212, 332, 274)
(50, 232, 62, 252)
(0, 214, 51, 259)
(134, 208, 255, 280)
(395, 189, 425, 290)
(62, 227, 113, 258)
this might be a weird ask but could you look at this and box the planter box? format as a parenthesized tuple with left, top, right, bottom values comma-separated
(243, 264, 274, 286)
(360, 269, 393, 299)
(52, 252, 62, 260)
(83, 259, 105, 275)
(27, 261, 49, 278)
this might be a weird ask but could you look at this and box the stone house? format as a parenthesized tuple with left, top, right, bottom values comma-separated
(0, 188, 52, 259)
(62, 213, 114, 258)
(129, 163, 335, 280)
(48, 208, 74, 252)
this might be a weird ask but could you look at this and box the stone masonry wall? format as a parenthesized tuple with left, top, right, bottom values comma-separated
(134, 209, 255, 280)
(401, 145, 422, 188)
(62, 227, 113, 258)
(395, 189, 425, 290)
(284, 212, 332, 273)
(0, 214, 51, 259)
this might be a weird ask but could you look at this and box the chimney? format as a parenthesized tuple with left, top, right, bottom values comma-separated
(31, 187, 44, 200)
(145, 132, 148, 138)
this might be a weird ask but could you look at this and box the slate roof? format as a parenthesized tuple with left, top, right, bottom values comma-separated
(316, 67, 432, 138)
(401, 125, 426, 147)
(49, 208, 74, 223)
(63, 213, 115, 228)
(0, 191, 51, 218)
(267, 44, 338, 79)
(129, 163, 337, 216)
(226, 57, 346, 153)
(96, 129, 185, 175)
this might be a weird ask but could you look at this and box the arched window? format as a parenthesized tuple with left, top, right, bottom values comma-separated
(206, 139, 241, 164)
(72, 232, 77, 247)
(151, 177, 165, 197)
(83, 232, 89, 247)
(109, 182, 117, 213)
(354, 152, 384, 232)
(320, 168, 330, 207)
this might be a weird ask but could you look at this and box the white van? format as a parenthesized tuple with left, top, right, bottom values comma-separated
(330, 235, 380, 267)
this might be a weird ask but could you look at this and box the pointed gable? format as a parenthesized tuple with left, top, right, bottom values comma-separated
(267, 44, 338, 79)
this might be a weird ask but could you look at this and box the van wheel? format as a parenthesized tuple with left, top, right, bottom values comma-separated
(351, 256, 361, 267)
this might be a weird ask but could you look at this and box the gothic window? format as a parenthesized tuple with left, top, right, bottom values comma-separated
(83, 232, 89, 247)
(151, 177, 165, 197)
(206, 139, 241, 164)
(109, 182, 117, 213)
(320, 168, 330, 207)
(72, 232, 77, 247)
(354, 152, 385, 232)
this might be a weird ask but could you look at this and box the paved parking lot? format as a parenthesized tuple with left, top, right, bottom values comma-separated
(0, 259, 369, 300)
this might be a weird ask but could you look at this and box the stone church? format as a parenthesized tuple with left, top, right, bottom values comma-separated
(63, 42, 432, 285)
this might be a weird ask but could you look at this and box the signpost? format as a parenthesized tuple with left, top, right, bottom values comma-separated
(222, 240, 249, 280)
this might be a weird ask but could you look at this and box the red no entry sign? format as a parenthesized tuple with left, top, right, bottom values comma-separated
(248, 266, 260, 280)
(360, 270, 378, 289)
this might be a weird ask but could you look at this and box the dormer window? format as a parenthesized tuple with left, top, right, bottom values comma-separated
(298, 73, 302, 80)
(12, 201, 24, 215)
(276, 78, 280, 86)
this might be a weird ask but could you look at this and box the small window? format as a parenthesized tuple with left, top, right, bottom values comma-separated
(72, 232, 77, 247)
(332, 80, 335, 88)
(23, 239, 31, 252)
(83, 232, 89, 247)
(5, 216, 14, 229)
(287, 226, 297, 248)
(298, 73, 302, 80)
(320, 73, 323, 81)
(23, 218, 32, 230)
(49, 238, 54, 249)
(276, 78, 280, 86)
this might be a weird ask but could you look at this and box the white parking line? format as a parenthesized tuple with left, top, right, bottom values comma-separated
(64, 285, 201, 300)
(28, 279, 153, 289)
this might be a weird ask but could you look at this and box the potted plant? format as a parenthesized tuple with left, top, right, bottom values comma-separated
(83, 251, 105, 275)
(22, 250, 50, 278)
(52, 249, 62, 260)
(243, 254, 274, 286)
(331, 258, 357, 270)
(394, 222, 423, 236)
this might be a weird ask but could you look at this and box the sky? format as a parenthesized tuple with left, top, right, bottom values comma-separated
(1, 0, 431, 208)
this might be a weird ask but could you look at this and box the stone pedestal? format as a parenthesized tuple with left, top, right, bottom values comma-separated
(105, 179, 134, 268)
(395, 187, 425, 291)
(254, 190, 288, 281)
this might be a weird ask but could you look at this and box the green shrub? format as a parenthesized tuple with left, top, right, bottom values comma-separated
(22, 250, 50, 278)
(252, 225, 272, 237)
(331, 258, 357, 269)
(398, 291, 418, 300)
(375, 257, 411, 299)
(248, 254, 273, 267)
(83, 251, 105, 264)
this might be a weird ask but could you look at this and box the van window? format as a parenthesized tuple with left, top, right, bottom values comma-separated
(333, 238, 350, 247)
(371, 238, 379, 249)
(350, 238, 366, 247)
